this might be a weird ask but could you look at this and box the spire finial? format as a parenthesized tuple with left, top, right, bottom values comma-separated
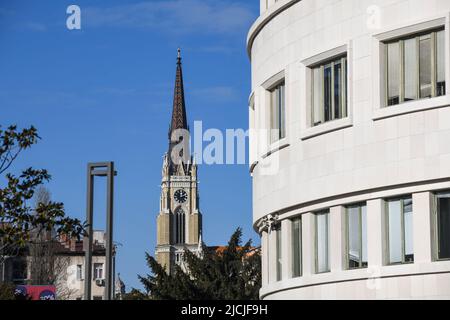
(177, 48, 181, 60)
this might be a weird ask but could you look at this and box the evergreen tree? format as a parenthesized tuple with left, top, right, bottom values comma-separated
(138, 228, 261, 300)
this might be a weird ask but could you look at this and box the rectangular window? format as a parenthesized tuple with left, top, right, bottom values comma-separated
(315, 211, 330, 273)
(76, 264, 83, 281)
(275, 225, 282, 281)
(435, 192, 450, 260)
(93, 263, 104, 280)
(346, 204, 368, 269)
(311, 56, 347, 126)
(385, 28, 446, 106)
(270, 81, 286, 143)
(386, 197, 414, 264)
(291, 217, 302, 278)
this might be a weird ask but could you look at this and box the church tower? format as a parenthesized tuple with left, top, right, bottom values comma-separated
(156, 49, 202, 273)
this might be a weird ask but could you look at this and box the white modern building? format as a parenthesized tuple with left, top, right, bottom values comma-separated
(247, 0, 450, 299)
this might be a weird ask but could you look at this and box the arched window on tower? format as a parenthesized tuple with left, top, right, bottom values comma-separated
(174, 207, 185, 244)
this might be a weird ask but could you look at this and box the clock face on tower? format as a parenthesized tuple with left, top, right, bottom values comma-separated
(174, 189, 188, 203)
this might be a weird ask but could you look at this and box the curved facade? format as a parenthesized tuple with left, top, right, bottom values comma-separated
(248, 0, 450, 299)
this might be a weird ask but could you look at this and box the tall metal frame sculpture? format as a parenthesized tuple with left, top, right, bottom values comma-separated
(84, 162, 116, 300)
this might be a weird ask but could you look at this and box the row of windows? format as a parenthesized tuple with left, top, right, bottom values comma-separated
(271, 191, 450, 282)
(267, 28, 447, 143)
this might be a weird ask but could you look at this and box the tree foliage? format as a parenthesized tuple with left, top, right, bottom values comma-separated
(0, 125, 85, 265)
(0, 125, 39, 175)
(138, 228, 261, 300)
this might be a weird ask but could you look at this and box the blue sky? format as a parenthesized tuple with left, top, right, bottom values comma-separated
(0, 0, 259, 291)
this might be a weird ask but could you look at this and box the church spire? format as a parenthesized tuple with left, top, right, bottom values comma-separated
(156, 49, 202, 275)
(169, 48, 188, 140)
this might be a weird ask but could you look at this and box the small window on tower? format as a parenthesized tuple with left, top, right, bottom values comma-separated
(174, 207, 186, 244)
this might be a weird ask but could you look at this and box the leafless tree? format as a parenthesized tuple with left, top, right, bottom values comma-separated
(27, 187, 77, 299)
(29, 186, 55, 285)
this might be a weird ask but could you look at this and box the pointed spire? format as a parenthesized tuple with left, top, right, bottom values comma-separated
(169, 48, 188, 140)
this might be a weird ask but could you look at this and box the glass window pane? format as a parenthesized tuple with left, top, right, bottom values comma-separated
(313, 68, 323, 126)
(437, 194, 450, 259)
(361, 205, 368, 266)
(334, 61, 342, 119)
(270, 87, 279, 142)
(292, 218, 302, 278)
(279, 83, 286, 139)
(403, 198, 414, 262)
(77, 265, 82, 280)
(316, 212, 329, 273)
(312, 56, 347, 125)
(388, 42, 400, 106)
(419, 35, 432, 98)
(388, 199, 403, 264)
(270, 83, 285, 142)
(437, 30, 446, 97)
(324, 65, 332, 122)
(276, 227, 282, 281)
(347, 206, 360, 268)
(404, 38, 418, 101)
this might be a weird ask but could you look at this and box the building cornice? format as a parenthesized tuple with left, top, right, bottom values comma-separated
(246, 0, 301, 59)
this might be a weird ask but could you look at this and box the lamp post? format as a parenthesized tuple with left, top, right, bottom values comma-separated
(84, 162, 116, 300)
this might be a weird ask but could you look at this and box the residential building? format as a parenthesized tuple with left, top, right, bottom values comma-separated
(1, 230, 111, 300)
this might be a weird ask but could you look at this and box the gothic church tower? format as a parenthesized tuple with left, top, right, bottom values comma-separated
(156, 49, 202, 273)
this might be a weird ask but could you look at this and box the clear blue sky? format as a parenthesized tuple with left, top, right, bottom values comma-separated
(0, 0, 259, 291)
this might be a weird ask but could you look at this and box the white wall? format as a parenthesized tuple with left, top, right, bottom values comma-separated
(58, 255, 106, 300)
(248, 0, 450, 299)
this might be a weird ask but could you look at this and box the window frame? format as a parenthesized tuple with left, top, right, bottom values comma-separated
(275, 224, 282, 282)
(433, 191, 450, 262)
(345, 203, 368, 270)
(93, 263, 104, 280)
(385, 196, 414, 265)
(174, 207, 186, 244)
(383, 28, 446, 107)
(311, 55, 348, 127)
(291, 217, 302, 278)
(76, 264, 84, 281)
(314, 210, 330, 274)
(269, 80, 286, 144)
